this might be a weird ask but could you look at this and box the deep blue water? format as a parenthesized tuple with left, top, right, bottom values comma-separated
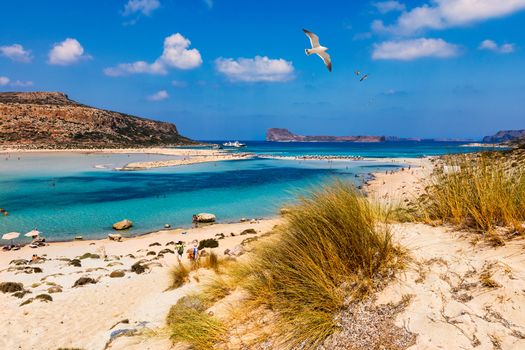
(0, 141, 488, 242)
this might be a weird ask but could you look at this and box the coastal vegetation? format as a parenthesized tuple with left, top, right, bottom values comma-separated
(418, 150, 525, 234)
(167, 181, 404, 349)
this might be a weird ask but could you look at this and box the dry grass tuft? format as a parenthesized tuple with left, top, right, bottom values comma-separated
(418, 152, 525, 233)
(232, 180, 403, 348)
(166, 295, 226, 350)
(170, 263, 190, 289)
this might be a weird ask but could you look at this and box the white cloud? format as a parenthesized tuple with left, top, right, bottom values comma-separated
(104, 33, 202, 76)
(10, 80, 34, 87)
(372, 1, 406, 14)
(48, 38, 90, 65)
(372, 38, 460, 60)
(0, 76, 33, 87)
(479, 39, 515, 53)
(123, 0, 160, 16)
(148, 90, 169, 101)
(373, 0, 525, 35)
(0, 44, 32, 63)
(204, 0, 213, 9)
(215, 56, 295, 82)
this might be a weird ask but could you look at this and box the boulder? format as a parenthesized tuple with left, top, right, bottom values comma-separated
(225, 245, 245, 257)
(73, 277, 97, 288)
(108, 233, 123, 242)
(112, 219, 133, 230)
(47, 286, 63, 293)
(192, 213, 216, 223)
(109, 270, 125, 278)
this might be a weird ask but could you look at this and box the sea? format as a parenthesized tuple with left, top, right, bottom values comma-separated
(0, 141, 490, 242)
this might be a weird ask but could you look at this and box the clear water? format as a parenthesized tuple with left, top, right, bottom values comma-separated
(0, 141, 485, 242)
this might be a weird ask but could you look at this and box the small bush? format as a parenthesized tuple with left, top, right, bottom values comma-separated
(131, 261, 146, 274)
(198, 239, 219, 250)
(170, 263, 190, 289)
(78, 253, 100, 260)
(69, 259, 82, 267)
(35, 293, 53, 302)
(0, 282, 24, 293)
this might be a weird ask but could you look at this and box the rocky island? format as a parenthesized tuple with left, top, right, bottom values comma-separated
(0, 92, 194, 149)
(266, 128, 387, 142)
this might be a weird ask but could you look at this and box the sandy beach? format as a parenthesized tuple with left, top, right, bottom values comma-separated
(1, 156, 524, 350)
(0, 147, 255, 170)
(0, 219, 281, 350)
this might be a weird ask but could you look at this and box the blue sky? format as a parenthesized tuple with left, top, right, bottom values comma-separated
(1, 0, 524, 140)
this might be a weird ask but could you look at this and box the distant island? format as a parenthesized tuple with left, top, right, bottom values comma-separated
(483, 129, 525, 143)
(265, 128, 471, 143)
(0, 92, 194, 149)
(267, 128, 389, 142)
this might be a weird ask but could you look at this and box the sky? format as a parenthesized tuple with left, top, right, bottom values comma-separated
(1, 0, 524, 140)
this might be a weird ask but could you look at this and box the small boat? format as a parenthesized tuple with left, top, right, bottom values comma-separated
(223, 141, 246, 148)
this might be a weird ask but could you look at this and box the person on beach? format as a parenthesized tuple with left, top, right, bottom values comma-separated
(192, 242, 199, 261)
(175, 241, 185, 260)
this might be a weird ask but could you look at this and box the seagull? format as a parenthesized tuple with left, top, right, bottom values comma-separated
(355, 70, 361, 76)
(360, 74, 369, 82)
(303, 29, 332, 72)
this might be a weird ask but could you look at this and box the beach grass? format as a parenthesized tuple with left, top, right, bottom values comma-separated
(169, 263, 190, 289)
(166, 295, 226, 350)
(228, 180, 403, 348)
(418, 152, 525, 233)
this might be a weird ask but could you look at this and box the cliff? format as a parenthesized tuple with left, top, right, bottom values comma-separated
(483, 130, 525, 143)
(0, 92, 193, 149)
(266, 128, 386, 143)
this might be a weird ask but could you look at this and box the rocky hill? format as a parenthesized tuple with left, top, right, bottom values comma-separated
(0, 92, 193, 149)
(266, 128, 386, 142)
(483, 129, 525, 143)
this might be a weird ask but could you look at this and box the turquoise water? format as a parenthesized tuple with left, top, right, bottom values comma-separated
(0, 141, 485, 242)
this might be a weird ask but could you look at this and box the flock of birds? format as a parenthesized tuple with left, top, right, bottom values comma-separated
(303, 28, 369, 81)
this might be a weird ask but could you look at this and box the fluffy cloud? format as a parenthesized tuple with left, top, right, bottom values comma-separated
(104, 33, 202, 76)
(372, 1, 406, 14)
(0, 76, 33, 87)
(215, 56, 295, 82)
(123, 0, 160, 16)
(48, 38, 90, 65)
(373, 0, 525, 35)
(479, 39, 515, 53)
(372, 38, 460, 60)
(0, 44, 32, 63)
(148, 90, 169, 101)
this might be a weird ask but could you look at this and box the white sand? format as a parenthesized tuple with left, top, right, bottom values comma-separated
(0, 219, 281, 350)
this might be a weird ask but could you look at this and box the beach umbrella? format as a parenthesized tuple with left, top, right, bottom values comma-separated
(25, 230, 41, 238)
(2, 232, 20, 245)
(2, 232, 20, 240)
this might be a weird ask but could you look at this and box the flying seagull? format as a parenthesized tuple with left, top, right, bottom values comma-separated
(355, 70, 361, 76)
(360, 74, 369, 82)
(303, 29, 332, 72)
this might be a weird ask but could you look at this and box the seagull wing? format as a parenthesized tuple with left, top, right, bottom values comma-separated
(303, 29, 320, 48)
(317, 51, 332, 72)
